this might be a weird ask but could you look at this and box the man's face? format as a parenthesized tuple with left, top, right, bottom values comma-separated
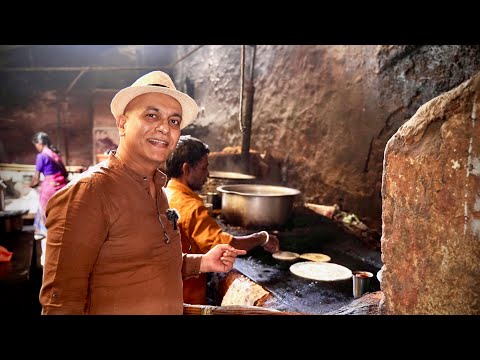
(118, 92, 182, 168)
(187, 154, 209, 192)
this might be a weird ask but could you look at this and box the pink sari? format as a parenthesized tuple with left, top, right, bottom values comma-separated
(34, 147, 68, 236)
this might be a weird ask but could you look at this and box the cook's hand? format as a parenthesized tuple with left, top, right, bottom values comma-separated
(200, 244, 247, 273)
(262, 233, 280, 254)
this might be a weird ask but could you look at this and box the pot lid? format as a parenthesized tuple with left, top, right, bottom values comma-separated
(209, 171, 256, 180)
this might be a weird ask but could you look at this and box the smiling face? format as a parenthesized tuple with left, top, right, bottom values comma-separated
(116, 92, 182, 173)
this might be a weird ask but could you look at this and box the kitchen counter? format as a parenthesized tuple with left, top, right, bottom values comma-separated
(0, 228, 34, 284)
(0, 225, 42, 315)
(214, 206, 382, 314)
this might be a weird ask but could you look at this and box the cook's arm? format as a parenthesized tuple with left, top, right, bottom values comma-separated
(40, 180, 108, 314)
(187, 205, 233, 252)
(188, 206, 279, 253)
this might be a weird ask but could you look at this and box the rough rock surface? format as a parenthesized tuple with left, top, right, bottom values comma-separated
(325, 291, 383, 315)
(381, 72, 480, 314)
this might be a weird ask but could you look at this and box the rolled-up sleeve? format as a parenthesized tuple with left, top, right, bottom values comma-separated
(188, 205, 233, 253)
(181, 253, 202, 279)
(40, 180, 108, 314)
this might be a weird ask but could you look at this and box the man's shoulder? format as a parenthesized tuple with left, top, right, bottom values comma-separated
(64, 162, 121, 191)
(167, 188, 202, 211)
(166, 181, 195, 198)
(168, 190, 202, 206)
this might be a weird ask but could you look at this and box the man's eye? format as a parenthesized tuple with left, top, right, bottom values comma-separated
(146, 113, 157, 119)
(170, 119, 181, 126)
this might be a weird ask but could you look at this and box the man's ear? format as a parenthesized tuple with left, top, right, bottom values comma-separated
(116, 114, 127, 136)
(181, 162, 190, 176)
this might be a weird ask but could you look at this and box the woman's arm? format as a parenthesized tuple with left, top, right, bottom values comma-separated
(30, 171, 41, 188)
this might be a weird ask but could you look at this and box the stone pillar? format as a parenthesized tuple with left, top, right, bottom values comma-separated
(381, 72, 480, 314)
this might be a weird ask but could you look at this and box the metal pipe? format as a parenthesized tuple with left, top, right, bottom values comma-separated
(239, 45, 246, 134)
(240, 45, 256, 175)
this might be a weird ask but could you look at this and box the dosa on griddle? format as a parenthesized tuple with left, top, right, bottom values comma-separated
(272, 251, 300, 261)
(299, 253, 331, 262)
(289, 262, 352, 281)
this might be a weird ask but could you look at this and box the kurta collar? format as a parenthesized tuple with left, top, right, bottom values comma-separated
(108, 150, 168, 187)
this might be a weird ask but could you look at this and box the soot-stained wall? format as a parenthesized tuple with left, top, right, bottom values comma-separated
(174, 45, 480, 233)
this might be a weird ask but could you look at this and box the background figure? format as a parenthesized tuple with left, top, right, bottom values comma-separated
(165, 135, 280, 305)
(30, 132, 68, 239)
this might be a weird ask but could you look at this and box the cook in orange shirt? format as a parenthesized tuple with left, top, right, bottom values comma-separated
(165, 135, 280, 305)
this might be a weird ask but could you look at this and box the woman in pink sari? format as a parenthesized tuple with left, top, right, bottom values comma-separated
(30, 132, 68, 239)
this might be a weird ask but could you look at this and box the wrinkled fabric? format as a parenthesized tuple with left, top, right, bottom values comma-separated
(40, 152, 202, 315)
(165, 178, 233, 304)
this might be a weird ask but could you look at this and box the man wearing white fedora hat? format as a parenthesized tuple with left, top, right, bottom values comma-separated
(39, 71, 246, 315)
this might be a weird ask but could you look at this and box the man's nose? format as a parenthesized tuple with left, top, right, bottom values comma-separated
(155, 119, 170, 134)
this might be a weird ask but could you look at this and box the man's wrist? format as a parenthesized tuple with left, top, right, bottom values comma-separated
(260, 231, 269, 246)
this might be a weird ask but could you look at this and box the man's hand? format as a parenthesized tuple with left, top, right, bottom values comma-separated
(200, 244, 247, 273)
(262, 233, 280, 254)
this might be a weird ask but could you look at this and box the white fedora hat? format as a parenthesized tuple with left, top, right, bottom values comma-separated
(110, 71, 198, 130)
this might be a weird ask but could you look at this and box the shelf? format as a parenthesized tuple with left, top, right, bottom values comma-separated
(0, 163, 85, 173)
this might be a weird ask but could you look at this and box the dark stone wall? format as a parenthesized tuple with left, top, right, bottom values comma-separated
(0, 90, 92, 167)
(174, 45, 480, 233)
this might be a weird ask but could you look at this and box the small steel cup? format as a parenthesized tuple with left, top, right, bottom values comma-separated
(352, 271, 373, 299)
(207, 192, 221, 210)
(204, 202, 213, 216)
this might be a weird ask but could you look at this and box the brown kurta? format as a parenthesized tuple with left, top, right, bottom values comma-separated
(40, 152, 202, 315)
(165, 179, 233, 305)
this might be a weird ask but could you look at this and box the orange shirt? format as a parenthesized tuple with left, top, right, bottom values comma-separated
(40, 153, 202, 315)
(165, 178, 233, 304)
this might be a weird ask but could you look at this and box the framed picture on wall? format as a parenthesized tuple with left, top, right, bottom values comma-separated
(92, 127, 119, 164)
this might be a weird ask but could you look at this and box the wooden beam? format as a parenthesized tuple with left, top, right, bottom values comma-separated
(0, 66, 166, 72)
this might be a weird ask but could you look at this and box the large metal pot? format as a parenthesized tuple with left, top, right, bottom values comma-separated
(216, 184, 300, 230)
(0, 210, 27, 233)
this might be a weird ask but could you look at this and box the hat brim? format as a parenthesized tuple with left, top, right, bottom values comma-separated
(110, 86, 198, 130)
